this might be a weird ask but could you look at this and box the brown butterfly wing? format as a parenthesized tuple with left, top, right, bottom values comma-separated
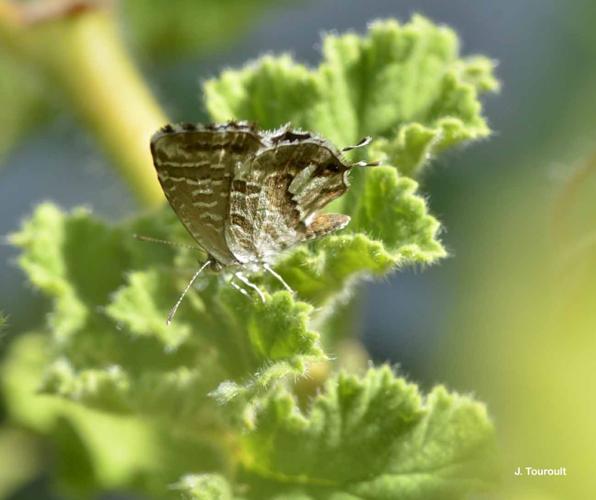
(225, 131, 351, 264)
(150, 123, 263, 266)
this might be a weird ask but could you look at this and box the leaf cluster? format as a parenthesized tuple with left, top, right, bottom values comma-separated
(3, 16, 499, 499)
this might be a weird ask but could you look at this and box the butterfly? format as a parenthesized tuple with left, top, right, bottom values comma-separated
(148, 121, 378, 323)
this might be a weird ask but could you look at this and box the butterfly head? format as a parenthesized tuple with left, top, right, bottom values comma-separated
(314, 154, 352, 177)
(207, 259, 225, 272)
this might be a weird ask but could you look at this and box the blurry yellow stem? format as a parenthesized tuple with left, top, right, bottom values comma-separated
(0, 4, 166, 208)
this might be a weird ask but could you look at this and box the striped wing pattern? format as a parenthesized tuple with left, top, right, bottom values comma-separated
(226, 136, 351, 264)
(150, 123, 262, 266)
(151, 123, 353, 268)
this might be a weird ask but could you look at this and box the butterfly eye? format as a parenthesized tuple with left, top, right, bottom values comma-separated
(325, 162, 341, 173)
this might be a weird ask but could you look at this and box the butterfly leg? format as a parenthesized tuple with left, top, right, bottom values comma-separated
(230, 279, 252, 300)
(263, 264, 294, 295)
(234, 273, 266, 302)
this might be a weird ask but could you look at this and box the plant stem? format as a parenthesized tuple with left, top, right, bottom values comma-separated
(0, 3, 167, 208)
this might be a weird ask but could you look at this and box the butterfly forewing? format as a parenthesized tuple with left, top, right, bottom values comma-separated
(150, 123, 263, 265)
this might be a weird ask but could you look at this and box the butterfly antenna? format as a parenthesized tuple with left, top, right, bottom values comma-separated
(167, 260, 211, 325)
(352, 159, 382, 168)
(263, 264, 294, 294)
(133, 234, 198, 251)
(234, 273, 266, 302)
(341, 136, 372, 152)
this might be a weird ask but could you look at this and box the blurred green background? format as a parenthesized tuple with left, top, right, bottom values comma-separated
(1, 0, 596, 499)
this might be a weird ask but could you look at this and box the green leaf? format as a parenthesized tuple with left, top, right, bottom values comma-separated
(204, 15, 498, 176)
(174, 473, 235, 500)
(105, 268, 198, 349)
(10, 203, 326, 412)
(39, 358, 229, 424)
(455, 56, 500, 93)
(239, 366, 499, 499)
(1, 335, 234, 499)
(205, 54, 320, 133)
(43, 291, 325, 413)
(41, 359, 133, 414)
(0, 333, 171, 496)
(270, 166, 445, 307)
(351, 166, 444, 259)
(367, 123, 442, 179)
(205, 289, 325, 403)
(272, 235, 395, 307)
(8, 203, 130, 342)
(9, 204, 200, 372)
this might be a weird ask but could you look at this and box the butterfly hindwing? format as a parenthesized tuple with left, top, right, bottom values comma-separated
(225, 132, 352, 264)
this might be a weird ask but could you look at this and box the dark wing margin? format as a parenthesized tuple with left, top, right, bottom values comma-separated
(150, 122, 263, 266)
